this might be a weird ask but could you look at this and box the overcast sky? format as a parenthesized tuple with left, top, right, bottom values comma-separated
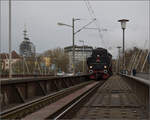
(0, 1, 149, 57)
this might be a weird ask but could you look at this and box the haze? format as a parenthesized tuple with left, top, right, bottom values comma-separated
(0, 1, 149, 58)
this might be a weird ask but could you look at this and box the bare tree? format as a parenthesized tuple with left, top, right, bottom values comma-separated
(43, 48, 69, 73)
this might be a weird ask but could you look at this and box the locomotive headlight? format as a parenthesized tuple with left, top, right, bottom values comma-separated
(90, 66, 93, 69)
(104, 65, 107, 69)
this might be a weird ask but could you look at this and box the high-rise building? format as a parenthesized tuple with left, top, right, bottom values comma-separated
(19, 27, 35, 57)
(64, 45, 93, 71)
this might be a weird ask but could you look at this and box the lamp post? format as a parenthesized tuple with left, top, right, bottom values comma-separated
(52, 58, 57, 76)
(149, 32, 150, 118)
(9, 0, 12, 79)
(72, 18, 81, 75)
(118, 19, 129, 73)
(79, 40, 85, 73)
(149, 30, 150, 79)
(0, 0, 1, 77)
(58, 18, 80, 75)
(22, 54, 25, 76)
(117, 46, 121, 73)
(58, 18, 96, 75)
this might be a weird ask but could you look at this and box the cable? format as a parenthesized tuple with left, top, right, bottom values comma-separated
(84, 0, 107, 48)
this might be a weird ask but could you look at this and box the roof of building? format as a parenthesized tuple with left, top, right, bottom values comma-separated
(64, 45, 93, 50)
(0, 51, 21, 59)
(64, 45, 93, 53)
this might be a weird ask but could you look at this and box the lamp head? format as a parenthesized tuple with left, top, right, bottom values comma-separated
(79, 40, 84, 43)
(118, 19, 129, 29)
(73, 18, 81, 21)
(117, 46, 121, 49)
(57, 22, 65, 26)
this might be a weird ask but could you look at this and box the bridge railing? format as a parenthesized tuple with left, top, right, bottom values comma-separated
(0, 74, 90, 112)
(120, 74, 150, 118)
(0, 74, 54, 78)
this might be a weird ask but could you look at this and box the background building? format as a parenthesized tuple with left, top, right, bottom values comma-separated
(0, 51, 20, 71)
(19, 28, 36, 57)
(64, 45, 93, 71)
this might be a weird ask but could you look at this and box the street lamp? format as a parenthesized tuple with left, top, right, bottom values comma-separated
(9, 0, 12, 79)
(58, 18, 96, 75)
(0, 0, 1, 77)
(149, 33, 150, 118)
(72, 18, 81, 75)
(57, 23, 72, 27)
(117, 46, 121, 73)
(58, 18, 80, 75)
(118, 19, 129, 73)
(79, 40, 85, 73)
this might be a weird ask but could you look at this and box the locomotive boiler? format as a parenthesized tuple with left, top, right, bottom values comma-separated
(87, 48, 112, 80)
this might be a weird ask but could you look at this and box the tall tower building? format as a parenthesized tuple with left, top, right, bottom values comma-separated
(19, 26, 36, 57)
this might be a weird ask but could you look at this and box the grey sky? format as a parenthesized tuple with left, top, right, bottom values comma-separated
(1, 1, 149, 57)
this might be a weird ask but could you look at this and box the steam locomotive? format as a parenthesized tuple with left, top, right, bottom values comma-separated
(87, 48, 112, 80)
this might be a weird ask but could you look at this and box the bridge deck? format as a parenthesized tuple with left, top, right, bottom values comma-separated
(70, 75, 148, 119)
(136, 73, 150, 80)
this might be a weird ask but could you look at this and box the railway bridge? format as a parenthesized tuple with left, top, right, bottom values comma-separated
(0, 73, 149, 120)
(0, 1, 149, 119)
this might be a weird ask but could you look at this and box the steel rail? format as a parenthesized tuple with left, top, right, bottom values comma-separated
(48, 81, 105, 120)
(55, 75, 148, 119)
(0, 81, 93, 119)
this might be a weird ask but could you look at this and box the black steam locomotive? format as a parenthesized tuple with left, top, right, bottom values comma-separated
(87, 48, 112, 80)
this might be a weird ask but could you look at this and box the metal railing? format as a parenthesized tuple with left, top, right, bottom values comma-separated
(120, 73, 150, 119)
(0, 74, 90, 113)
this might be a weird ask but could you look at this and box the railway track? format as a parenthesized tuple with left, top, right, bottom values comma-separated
(0, 80, 93, 119)
(49, 75, 148, 120)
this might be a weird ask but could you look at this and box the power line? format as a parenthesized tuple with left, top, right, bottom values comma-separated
(84, 0, 107, 48)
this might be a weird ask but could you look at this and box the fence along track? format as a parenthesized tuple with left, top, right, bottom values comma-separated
(0, 81, 93, 119)
(55, 75, 148, 119)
